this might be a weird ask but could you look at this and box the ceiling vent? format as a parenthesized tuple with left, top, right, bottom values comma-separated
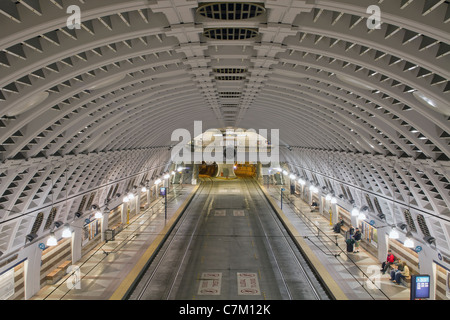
(214, 68, 247, 74)
(215, 75, 246, 81)
(204, 28, 258, 40)
(197, 2, 265, 20)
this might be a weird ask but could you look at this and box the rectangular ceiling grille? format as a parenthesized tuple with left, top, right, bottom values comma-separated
(214, 68, 247, 74)
(215, 75, 245, 81)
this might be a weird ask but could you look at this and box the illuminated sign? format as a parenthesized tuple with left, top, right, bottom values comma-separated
(410, 275, 430, 300)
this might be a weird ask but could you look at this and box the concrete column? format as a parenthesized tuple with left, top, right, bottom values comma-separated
(418, 248, 437, 300)
(350, 213, 358, 229)
(135, 193, 140, 215)
(256, 162, 263, 183)
(318, 192, 324, 215)
(121, 202, 128, 225)
(191, 164, 199, 185)
(377, 229, 389, 263)
(101, 212, 109, 242)
(146, 188, 151, 205)
(23, 243, 42, 300)
(331, 202, 338, 225)
(71, 218, 83, 264)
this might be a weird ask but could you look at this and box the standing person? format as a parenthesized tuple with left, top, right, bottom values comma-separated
(349, 225, 355, 236)
(353, 228, 362, 253)
(381, 250, 395, 274)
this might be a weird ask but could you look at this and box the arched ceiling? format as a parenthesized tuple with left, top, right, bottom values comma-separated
(0, 1, 449, 265)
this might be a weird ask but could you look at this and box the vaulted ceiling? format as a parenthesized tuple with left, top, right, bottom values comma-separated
(0, 1, 449, 262)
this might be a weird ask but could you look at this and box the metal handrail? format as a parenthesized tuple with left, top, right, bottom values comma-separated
(268, 183, 391, 300)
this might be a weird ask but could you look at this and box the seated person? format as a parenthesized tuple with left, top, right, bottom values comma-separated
(393, 262, 410, 284)
(311, 201, 319, 211)
(380, 250, 395, 274)
(389, 262, 400, 281)
(332, 218, 344, 233)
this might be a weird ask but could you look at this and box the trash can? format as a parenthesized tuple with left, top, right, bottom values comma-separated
(105, 229, 115, 242)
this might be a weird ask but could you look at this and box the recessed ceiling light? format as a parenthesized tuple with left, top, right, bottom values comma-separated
(6, 91, 49, 117)
(336, 74, 376, 90)
(88, 74, 126, 90)
(413, 91, 449, 116)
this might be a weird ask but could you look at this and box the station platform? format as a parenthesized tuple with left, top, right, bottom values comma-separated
(31, 179, 410, 300)
(264, 184, 410, 300)
(32, 184, 197, 300)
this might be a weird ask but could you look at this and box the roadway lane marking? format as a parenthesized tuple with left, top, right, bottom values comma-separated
(197, 272, 222, 295)
(237, 272, 261, 295)
(233, 209, 245, 216)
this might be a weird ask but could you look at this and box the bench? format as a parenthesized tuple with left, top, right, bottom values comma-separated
(400, 277, 411, 287)
(45, 260, 71, 285)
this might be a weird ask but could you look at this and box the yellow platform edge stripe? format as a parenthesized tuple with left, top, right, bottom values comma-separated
(258, 183, 348, 300)
(109, 184, 200, 300)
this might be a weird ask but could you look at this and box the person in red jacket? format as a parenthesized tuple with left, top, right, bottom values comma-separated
(380, 250, 395, 274)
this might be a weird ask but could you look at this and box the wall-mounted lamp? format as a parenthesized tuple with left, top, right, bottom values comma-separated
(26, 233, 38, 243)
(54, 221, 63, 228)
(423, 235, 436, 245)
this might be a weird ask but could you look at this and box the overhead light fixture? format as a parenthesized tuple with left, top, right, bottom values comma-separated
(46, 233, 58, 247)
(336, 74, 375, 90)
(298, 179, 306, 185)
(6, 91, 49, 117)
(358, 212, 366, 220)
(123, 196, 129, 203)
(128, 193, 135, 200)
(154, 179, 161, 185)
(289, 174, 296, 180)
(88, 73, 126, 90)
(282, 170, 288, 176)
(413, 90, 449, 116)
(62, 225, 72, 238)
(331, 197, 337, 204)
(164, 174, 170, 179)
(94, 210, 103, 219)
(389, 228, 399, 239)
(141, 186, 147, 192)
(351, 207, 360, 217)
(325, 194, 332, 201)
(404, 232, 414, 248)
